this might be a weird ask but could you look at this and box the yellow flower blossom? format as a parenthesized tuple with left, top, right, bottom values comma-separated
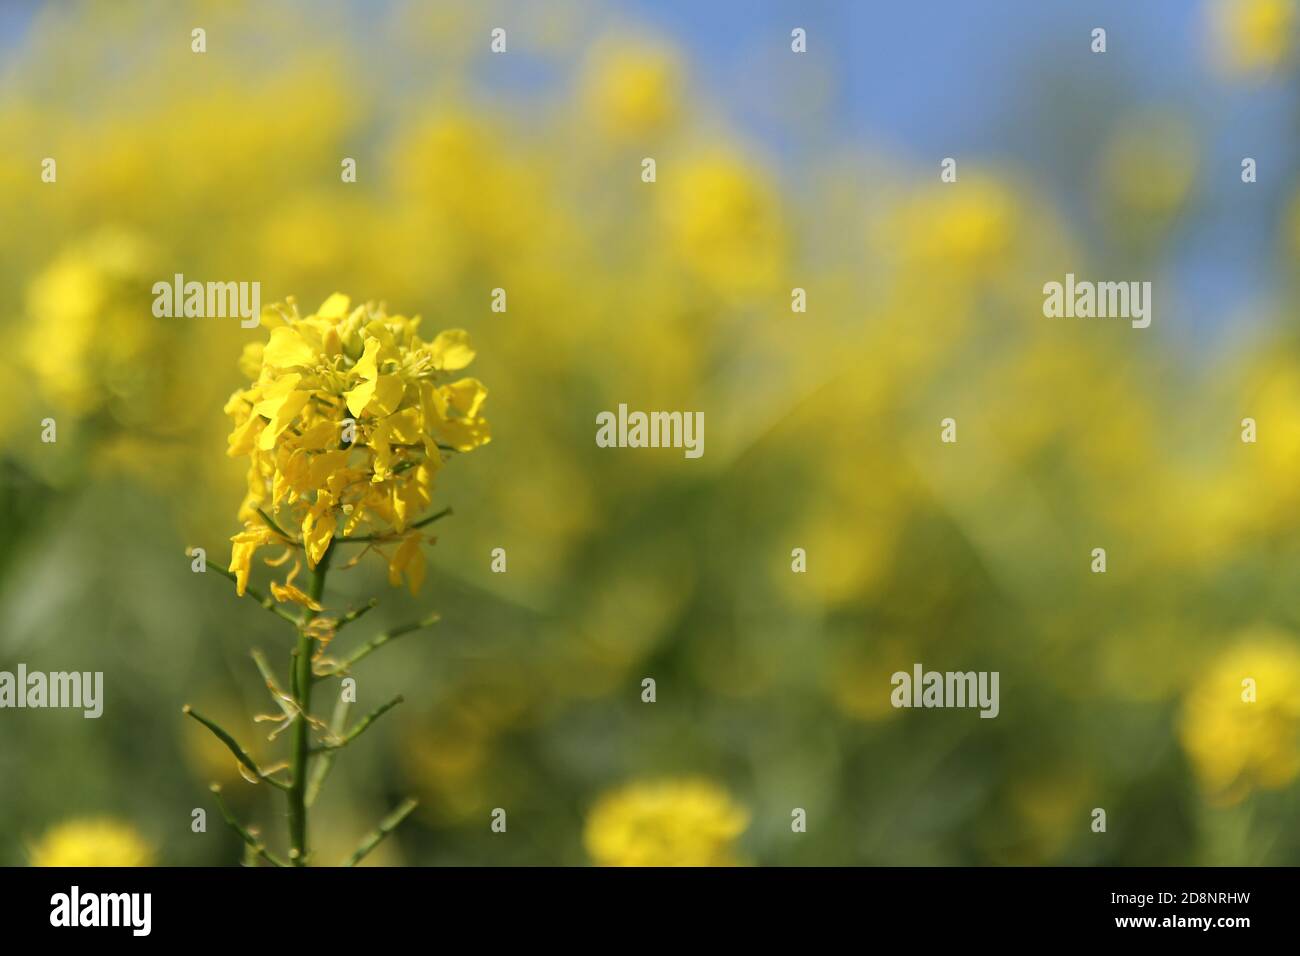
(658, 150, 786, 299)
(225, 294, 489, 594)
(1179, 631, 1300, 805)
(29, 818, 154, 867)
(881, 176, 1018, 275)
(21, 229, 158, 416)
(581, 37, 683, 140)
(1208, 0, 1296, 76)
(583, 779, 750, 866)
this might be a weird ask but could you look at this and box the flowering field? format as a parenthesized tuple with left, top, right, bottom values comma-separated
(1, 0, 1299, 867)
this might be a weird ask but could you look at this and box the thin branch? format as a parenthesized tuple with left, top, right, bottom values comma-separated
(305, 696, 350, 808)
(388, 442, 461, 454)
(207, 563, 301, 625)
(250, 649, 298, 727)
(312, 695, 403, 752)
(343, 798, 418, 867)
(210, 784, 289, 867)
(182, 705, 290, 790)
(255, 507, 300, 546)
(410, 506, 454, 531)
(335, 598, 379, 633)
(317, 613, 440, 676)
(334, 507, 452, 544)
(288, 542, 332, 865)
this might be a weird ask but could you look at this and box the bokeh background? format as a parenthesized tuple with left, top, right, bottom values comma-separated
(2, 0, 1300, 866)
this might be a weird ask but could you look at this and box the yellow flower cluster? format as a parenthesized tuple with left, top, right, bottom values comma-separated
(28, 818, 154, 867)
(225, 294, 489, 596)
(583, 779, 750, 866)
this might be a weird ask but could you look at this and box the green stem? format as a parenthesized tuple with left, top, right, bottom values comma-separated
(208, 563, 301, 626)
(335, 507, 452, 544)
(255, 507, 300, 546)
(210, 785, 289, 868)
(343, 798, 419, 867)
(305, 696, 351, 809)
(312, 694, 403, 752)
(318, 613, 441, 676)
(182, 705, 289, 790)
(288, 542, 333, 865)
(335, 598, 379, 632)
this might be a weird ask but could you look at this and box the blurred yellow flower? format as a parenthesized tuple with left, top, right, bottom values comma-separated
(1208, 0, 1296, 76)
(583, 778, 749, 866)
(22, 229, 158, 416)
(1230, 349, 1300, 532)
(390, 113, 548, 266)
(581, 37, 683, 141)
(659, 150, 785, 299)
(29, 818, 154, 867)
(225, 293, 489, 595)
(883, 176, 1018, 276)
(1179, 632, 1300, 804)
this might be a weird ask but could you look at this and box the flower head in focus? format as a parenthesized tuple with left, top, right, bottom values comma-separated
(583, 778, 750, 866)
(225, 293, 489, 596)
(28, 818, 154, 867)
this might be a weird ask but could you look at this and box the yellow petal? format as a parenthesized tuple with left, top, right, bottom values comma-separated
(428, 330, 476, 370)
(270, 580, 324, 611)
(346, 372, 404, 418)
(262, 327, 318, 369)
(344, 378, 375, 418)
(302, 509, 337, 567)
(353, 336, 380, 379)
(371, 374, 406, 417)
(238, 342, 264, 379)
(227, 412, 264, 457)
(308, 450, 350, 489)
(433, 414, 491, 452)
(387, 534, 426, 595)
(251, 374, 303, 418)
(228, 525, 275, 596)
(316, 293, 352, 320)
(293, 420, 338, 451)
(344, 337, 382, 416)
(441, 377, 488, 417)
(258, 390, 311, 451)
